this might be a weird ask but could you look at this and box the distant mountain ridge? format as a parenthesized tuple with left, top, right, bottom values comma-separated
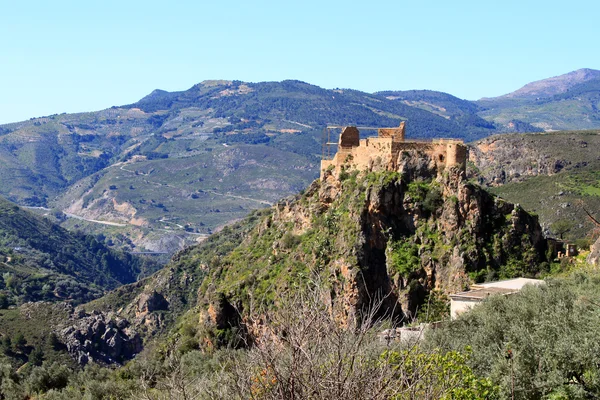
(0, 79, 502, 254)
(375, 89, 481, 118)
(488, 68, 600, 99)
(0, 71, 599, 253)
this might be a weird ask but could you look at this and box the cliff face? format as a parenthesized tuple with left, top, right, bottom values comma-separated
(197, 149, 547, 340)
(469, 132, 600, 186)
(589, 237, 600, 266)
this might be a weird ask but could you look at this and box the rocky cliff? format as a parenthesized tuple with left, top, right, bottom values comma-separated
(59, 310, 142, 366)
(588, 237, 600, 266)
(195, 148, 547, 345)
(469, 131, 600, 186)
(467, 131, 600, 241)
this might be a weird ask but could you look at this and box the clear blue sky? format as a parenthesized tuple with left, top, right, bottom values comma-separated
(1, 0, 598, 124)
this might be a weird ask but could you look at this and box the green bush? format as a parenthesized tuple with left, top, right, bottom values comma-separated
(24, 362, 70, 394)
(406, 179, 431, 202)
(423, 187, 443, 213)
(281, 232, 301, 249)
(417, 290, 450, 322)
(28, 346, 44, 366)
(13, 333, 26, 352)
(0, 293, 8, 309)
(428, 274, 600, 398)
(387, 239, 421, 277)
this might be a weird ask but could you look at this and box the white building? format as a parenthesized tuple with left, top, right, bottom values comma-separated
(449, 278, 544, 319)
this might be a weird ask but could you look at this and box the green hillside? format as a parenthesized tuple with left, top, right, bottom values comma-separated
(1, 74, 598, 255)
(0, 196, 158, 306)
(476, 72, 600, 131)
(0, 80, 501, 254)
(469, 130, 600, 241)
(0, 132, 596, 398)
(86, 157, 549, 351)
(127, 80, 496, 141)
(477, 96, 600, 131)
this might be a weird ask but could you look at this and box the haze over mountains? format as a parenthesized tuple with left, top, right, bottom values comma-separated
(0, 68, 598, 253)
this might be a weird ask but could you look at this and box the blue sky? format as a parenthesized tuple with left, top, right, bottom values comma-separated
(1, 0, 598, 124)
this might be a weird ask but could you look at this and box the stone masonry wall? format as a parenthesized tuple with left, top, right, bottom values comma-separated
(320, 126, 467, 179)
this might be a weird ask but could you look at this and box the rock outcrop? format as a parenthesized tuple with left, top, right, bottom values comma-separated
(469, 133, 600, 186)
(197, 148, 548, 342)
(588, 237, 600, 266)
(59, 311, 142, 366)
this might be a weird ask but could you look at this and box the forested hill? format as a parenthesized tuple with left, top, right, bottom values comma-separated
(0, 79, 499, 255)
(1, 74, 598, 255)
(0, 196, 158, 306)
(126, 80, 498, 141)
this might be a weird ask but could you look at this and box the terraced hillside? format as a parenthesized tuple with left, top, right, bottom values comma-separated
(0, 80, 499, 253)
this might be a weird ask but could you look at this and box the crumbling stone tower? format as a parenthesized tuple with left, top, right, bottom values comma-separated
(320, 122, 467, 179)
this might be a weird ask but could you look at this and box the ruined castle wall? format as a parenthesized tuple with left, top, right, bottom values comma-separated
(445, 144, 458, 166)
(379, 121, 406, 141)
(339, 126, 360, 149)
(320, 130, 466, 179)
(350, 137, 394, 170)
(392, 142, 435, 153)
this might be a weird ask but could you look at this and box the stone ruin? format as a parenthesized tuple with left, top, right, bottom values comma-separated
(320, 122, 467, 179)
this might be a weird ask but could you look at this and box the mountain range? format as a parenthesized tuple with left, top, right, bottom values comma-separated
(0, 69, 599, 397)
(0, 68, 598, 253)
(489, 68, 600, 99)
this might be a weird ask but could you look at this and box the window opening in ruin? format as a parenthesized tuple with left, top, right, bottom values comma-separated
(322, 126, 380, 161)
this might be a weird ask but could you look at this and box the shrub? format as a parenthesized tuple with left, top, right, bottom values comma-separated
(427, 275, 600, 398)
(137, 283, 497, 399)
(28, 347, 44, 366)
(13, 333, 27, 352)
(387, 239, 420, 277)
(0, 293, 8, 309)
(281, 232, 301, 249)
(423, 187, 443, 213)
(417, 290, 450, 322)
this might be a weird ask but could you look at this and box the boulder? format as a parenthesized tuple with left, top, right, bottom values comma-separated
(588, 237, 600, 266)
(59, 311, 141, 366)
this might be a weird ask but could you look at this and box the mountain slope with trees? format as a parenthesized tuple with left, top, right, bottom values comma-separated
(1, 71, 599, 255)
(0, 196, 158, 306)
(0, 80, 500, 254)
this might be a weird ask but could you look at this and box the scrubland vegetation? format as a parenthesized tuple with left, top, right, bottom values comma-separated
(0, 261, 599, 399)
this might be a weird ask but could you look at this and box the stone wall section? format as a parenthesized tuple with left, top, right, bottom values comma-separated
(321, 125, 467, 179)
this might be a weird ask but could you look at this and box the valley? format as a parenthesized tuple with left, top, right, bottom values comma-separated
(1, 71, 600, 255)
(0, 70, 599, 398)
